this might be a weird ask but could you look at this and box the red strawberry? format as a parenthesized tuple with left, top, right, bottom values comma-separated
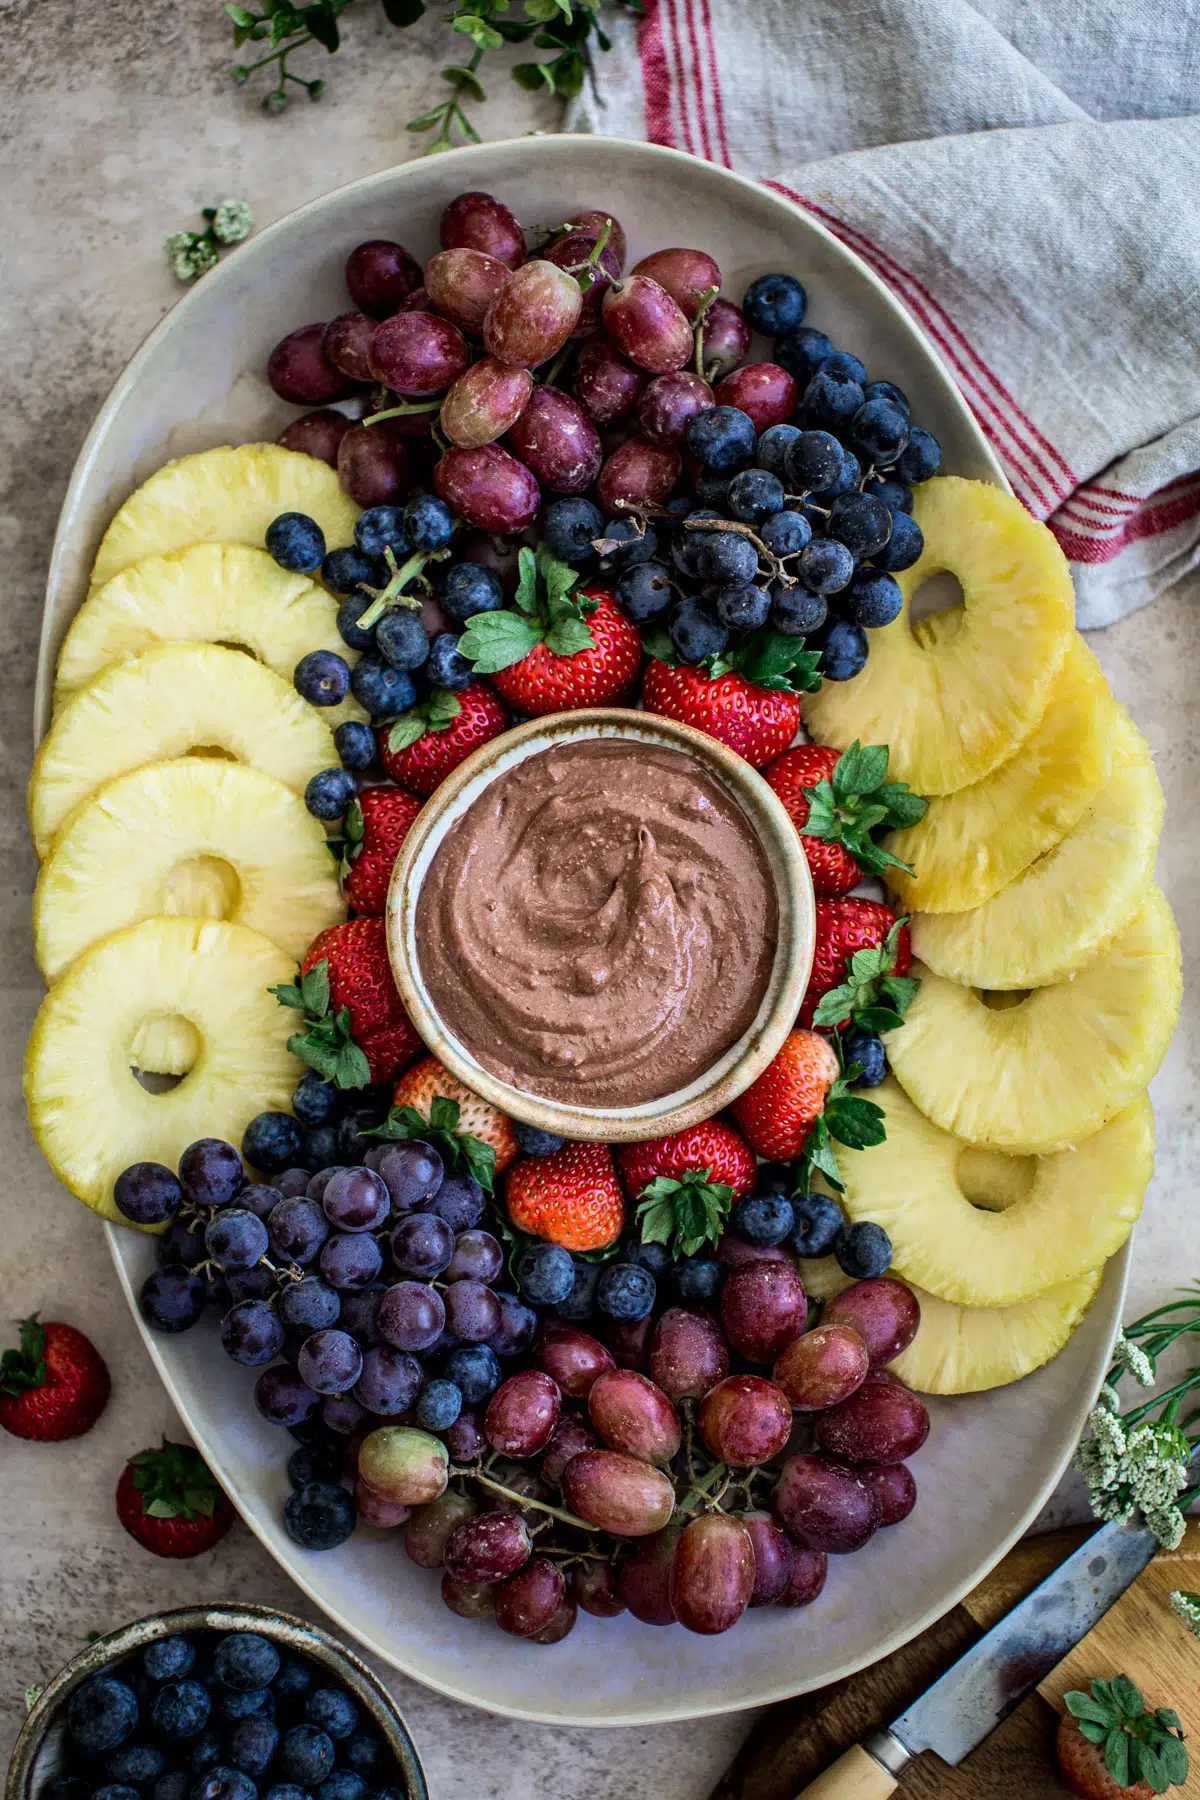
(392, 1056, 519, 1176)
(505, 1143, 625, 1252)
(764, 741, 928, 897)
(488, 590, 642, 715)
(379, 681, 508, 797)
(273, 916, 423, 1088)
(765, 745, 859, 895)
(730, 1029, 840, 1162)
(1055, 1713, 1154, 1800)
(641, 660, 801, 767)
(801, 898, 912, 1030)
(342, 785, 423, 916)
(116, 1440, 235, 1559)
(616, 1121, 757, 1258)
(0, 1316, 109, 1441)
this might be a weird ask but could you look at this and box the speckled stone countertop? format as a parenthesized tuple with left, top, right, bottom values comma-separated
(2, 6, 1196, 1796)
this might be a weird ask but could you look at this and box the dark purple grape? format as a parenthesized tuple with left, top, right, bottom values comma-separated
(446, 1230, 503, 1285)
(321, 1393, 365, 1436)
(649, 1308, 730, 1401)
(495, 1557, 567, 1639)
(268, 1197, 330, 1266)
(225, 1265, 277, 1304)
(508, 387, 602, 494)
(670, 1513, 754, 1635)
(815, 1382, 930, 1465)
(277, 410, 352, 468)
(601, 1312, 654, 1371)
(298, 1329, 364, 1396)
(602, 276, 692, 373)
(354, 1346, 423, 1415)
(179, 1138, 244, 1207)
(571, 1558, 626, 1617)
(485, 1370, 562, 1458)
(390, 1213, 454, 1278)
(256, 1176, 301, 1209)
(254, 1363, 319, 1427)
(404, 1488, 477, 1568)
(596, 437, 681, 512)
(741, 1510, 794, 1606)
(778, 1546, 828, 1607)
(206, 1208, 269, 1271)
(486, 1293, 538, 1359)
(321, 313, 376, 384)
(482, 260, 583, 367)
(337, 1285, 386, 1346)
(572, 336, 646, 423)
(140, 1266, 207, 1333)
(618, 1525, 680, 1625)
(423, 248, 511, 333)
(346, 240, 422, 318)
(440, 192, 526, 269)
(440, 359, 532, 449)
(221, 1300, 285, 1367)
(720, 1261, 807, 1361)
(377, 1281, 445, 1354)
(278, 1277, 341, 1332)
(540, 1415, 598, 1487)
(823, 1278, 921, 1368)
(536, 1325, 614, 1398)
(697, 297, 750, 382)
(434, 445, 540, 534)
(637, 371, 714, 447)
(698, 1374, 792, 1466)
(771, 1452, 881, 1553)
(556, 208, 628, 268)
(425, 1174, 484, 1232)
(444, 1509, 532, 1583)
(443, 1408, 487, 1462)
(444, 1281, 501, 1343)
(321, 1167, 390, 1234)
(377, 1141, 443, 1211)
(336, 424, 409, 510)
(114, 1162, 182, 1226)
(369, 313, 468, 398)
(306, 1166, 345, 1201)
(268, 324, 353, 406)
(319, 1233, 384, 1291)
(631, 247, 721, 320)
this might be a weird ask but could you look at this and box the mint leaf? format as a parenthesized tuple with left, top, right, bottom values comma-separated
(826, 1095, 886, 1150)
(429, 1096, 461, 1132)
(459, 610, 543, 674)
(1078, 1720, 1109, 1744)
(513, 546, 539, 615)
(1106, 1728, 1130, 1788)
(1111, 1676, 1145, 1717)
(877, 782, 928, 828)
(730, 627, 822, 693)
(833, 741, 889, 799)
(387, 715, 428, 752)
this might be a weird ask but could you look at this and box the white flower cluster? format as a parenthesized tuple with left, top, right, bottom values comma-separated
(1170, 1588, 1200, 1636)
(1112, 1329, 1157, 1388)
(1074, 1408, 1191, 1547)
(211, 200, 254, 246)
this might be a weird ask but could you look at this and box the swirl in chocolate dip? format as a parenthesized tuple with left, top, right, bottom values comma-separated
(414, 737, 778, 1107)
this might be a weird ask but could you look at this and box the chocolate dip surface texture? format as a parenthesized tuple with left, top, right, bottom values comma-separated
(415, 737, 778, 1107)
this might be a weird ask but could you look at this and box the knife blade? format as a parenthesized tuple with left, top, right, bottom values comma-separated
(797, 1516, 1158, 1798)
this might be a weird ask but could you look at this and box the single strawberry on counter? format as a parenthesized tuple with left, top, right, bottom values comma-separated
(617, 1121, 756, 1258)
(380, 680, 507, 797)
(1056, 1673, 1188, 1798)
(0, 1316, 109, 1441)
(391, 1056, 519, 1180)
(506, 1142, 625, 1252)
(116, 1439, 235, 1559)
(641, 662, 801, 768)
(801, 899, 913, 1030)
(764, 740, 928, 898)
(731, 1030, 840, 1162)
(272, 917, 423, 1089)
(340, 785, 423, 916)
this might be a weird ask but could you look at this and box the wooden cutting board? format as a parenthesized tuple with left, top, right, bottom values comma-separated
(710, 1524, 1200, 1800)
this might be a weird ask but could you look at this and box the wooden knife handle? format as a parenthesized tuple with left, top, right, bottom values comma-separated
(792, 1744, 899, 1799)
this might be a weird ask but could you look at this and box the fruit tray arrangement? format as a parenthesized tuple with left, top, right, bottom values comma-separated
(23, 179, 1181, 1656)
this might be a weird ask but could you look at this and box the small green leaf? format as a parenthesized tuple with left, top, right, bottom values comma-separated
(407, 107, 447, 132)
(1155, 1709, 1184, 1733)
(513, 545, 539, 615)
(145, 1498, 178, 1519)
(512, 60, 552, 89)
(877, 782, 928, 827)
(1158, 1737, 1189, 1786)
(523, 0, 572, 18)
(441, 64, 486, 101)
(427, 690, 463, 729)
(1111, 1675, 1145, 1718)
(452, 13, 504, 48)
(826, 1095, 886, 1151)
(225, 3, 258, 23)
(1106, 1727, 1131, 1787)
(459, 610, 543, 673)
(335, 1043, 371, 1089)
(1066, 1691, 1118, 1725)
(300, 960, 331, 1018)
(387, 714, 429, 751)
(833, 741, 889, 799)
(429, 1096, 461, 1133)
(1078, 1720, 1109, 1743)
(544, 616, 595, 657)
(304, 6, 340, 51)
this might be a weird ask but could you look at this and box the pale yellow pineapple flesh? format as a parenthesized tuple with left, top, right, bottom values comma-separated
(837, 1078, 1151, 1306)
(891, 1272, 1103, 1394)
(886, 636, 1117, 913)
(23, 917, 297, 1223)
(886, 886, 1180, 1153)
(804, 477, 1075, 794)
(28, 643, 337, 859)
(912, 707, 1164, 987)
(89, 444, 359, 590)
(34, 757, 344, 982)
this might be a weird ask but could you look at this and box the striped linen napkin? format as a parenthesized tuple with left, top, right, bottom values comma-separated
(568, 0, 1200, 626)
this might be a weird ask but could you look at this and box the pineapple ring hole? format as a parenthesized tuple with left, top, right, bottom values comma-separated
(979, 988, 1032, 1010)
(130, 1015, 202, 1092)
(955, 1144, 1037, 1212)
(908, 569, 965, 646)
(185, 744, 240, 761)
(214, 639, 260, 659)
(161, 854, 244, 921)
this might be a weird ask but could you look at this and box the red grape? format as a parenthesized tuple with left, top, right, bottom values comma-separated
(397, 285, 432, 313)
(571, 1559, 626, 1617)
(771, 1452, 881, 1553)
(739, 1510, 794, 1607)
(698, 1374, 792, 1466)
(670, 1513, 755, 1635)
(816, 1382, 930, 1465)
(587, 1369, 681, 1466)
(444, 1508, 532, 1582)
(346, 240, 422, 318)
(369, 313, 469, 397)
(715, 363, 799, 433)
(860, 1461, 917, 1527)
(495, 1556, 567, 1638)
(562, 1448, 675, 1536)
(572, 336, 647, 423)
(423, 247, 511, 334)
(823, 1279, 921, 1368)
(536, 1324, 615, 1399)
(507, 386, 602, 493)
(353, 1477, 411, 1528)
(440, 1574, 495, 1618)
(773, 1324, 869, 1412)
(486, 1369, 562, 1458)
(596, 436, 681, 512)
(268, 323, 353, 405)
(440, 359, 533, 450)
(716, 1235, 791, 1272)
(322, 312, 377, 384)
(631, 248, 722, 321)
(404, 1488, 477, 1567)
(637, 371, 715, 447)
(542, 232, 622, 333)
(649, 1308, 730, 1401)
(618, 1525, 680, 1624)
(540, 1414, 599, 1487)
(337, 422, 409, 509)
(558, 208, 628, 269)
(777, 1546, 828, 1607)
(434, 444, 540, 533)
(484, 261, 583, 368)
(441, 191, 526, 270)
(697, 298, 751, 382)
(531, 1595, 578, 1643)
(358, 1426, 448, 1504)
(276, 409, 352, 467)
(721, 1262, 807, 1362)
(602, 276, 692, 374)
(600, 1313, 654, 1371)
(444, 1408, 487, 1463)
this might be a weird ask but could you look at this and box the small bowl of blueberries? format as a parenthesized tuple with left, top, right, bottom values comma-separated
(6, 1605, 427, 1800)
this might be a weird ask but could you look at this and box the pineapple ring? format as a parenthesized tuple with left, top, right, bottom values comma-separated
(912, 709, 1164, 987)
(34, 758, 345, 982)
(89, 443, 360, 590)
(891, 1272, 1104, 1394)
(55, 544, 365, 728)
(804, 478, 1075, 794)
(28, 643, 337, 859)
(836, 1078, 1151, 1306)
(23, 916, 296, 1225)
(885, 636, 1117, 914)
(887, 886, 1180, 1154)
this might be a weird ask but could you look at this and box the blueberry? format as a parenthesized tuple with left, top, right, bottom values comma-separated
(669, 599, 729, 664)
(863, 379, 909, 415)
(863, 475, 914, 515)
(597, 1262, 655, 1322)
(106, 1745, 165, 1784)
(317, 1775, 366, 1800)
(227, 1719, 280, 1778)
(292, 1073, 337, 1130)
(755, 423, 801, 480)
(515, 1242, 575, 1306)
(335, 596, 378, 653)
(799, 538, 855, 596)
(92, 1785, 140, 1800)
(698, 530, 758, 589)
(426, 631, 473, 692)
(671, 510, 722, 579)
(727, 467, 784, 524)
(416, 1376, 463, 1430)
(871, 511, 924, 573)
(686, 405, 757, 472)
(844, 1030, 888, 1087)
(819, 619, 869, 680)
(267, 513, 326, 574)
(787, 1191, 846, 1258)
(322, 546, 380, 598)
(896, 426, 941, 484)
(214, 1689, 275, 1724)
(189, 1733, 224, 1776)
(151, 1680, 211, 1741)
(695, 468, 734, 509)
(759, 511, 811, 560)
(139, 1266, 207, 1334)
(305, 1690, 357, 1740)
(262, 1789, 310, 1800)
(294, 650, 351, 708)
(403, 493, 455, 552)
(595, 516, 658, 571)
(143, 1636, 196, 1682)
(614, 560, 673, 624)
(834, 1220, 893, 1279)
(554, 1259, 601, 1322)
(785, 430, 843, 493)
(354, 507, 408, 559)
(340, 1734, 383, 1781)
(673, 1256, 724, 1304)
(543, 496, 605, 562)
(288, 1442, 343, 1488)
(333, 721, 377, 772)
(742, 272, 807, 337)
(849, 398, 909, 467)
(801, 370, 864, 434)
(283, 1484, 357, 1552)
(715, 583, 771, 631)
(305, 768, 357, 822)
(221, 1301, 286, 1367)
(375, 608, 429, 671)
(279, 1277, 341, 1332)
(444, 1344, 502, 1405)
(349, 657, 415, 719)
(154, 1776, 190, 1800)
(731, 1192, 795, 1245)
(823, 350, 868, 385)
(769, 582, 827, 638)
(827, 493, 892, 560)
(242, 1112, 305, 1176)
(813, 448, 862, 500)
(192, 1766, 258, 1800)
(336, 1104, 387, 1164)
(440, 562, 504, 624)
(272, 1658, 312, 1703)
(842, 571, 903, 629)
(488, 1294, 539, 1358)
(114, 1162, 182, 1227)
(774, 325, 834, 386)
(45, 1779, 89, 1800)
(180, 1139, 245, 1207)
(621, 1238, 672, 1278)
(513, 1121, 565, 1157)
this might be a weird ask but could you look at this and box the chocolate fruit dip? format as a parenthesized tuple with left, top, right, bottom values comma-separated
(414, 736, 778, 1108)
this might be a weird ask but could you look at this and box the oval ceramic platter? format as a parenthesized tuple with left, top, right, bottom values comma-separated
(36, 135, 1127, 1725)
